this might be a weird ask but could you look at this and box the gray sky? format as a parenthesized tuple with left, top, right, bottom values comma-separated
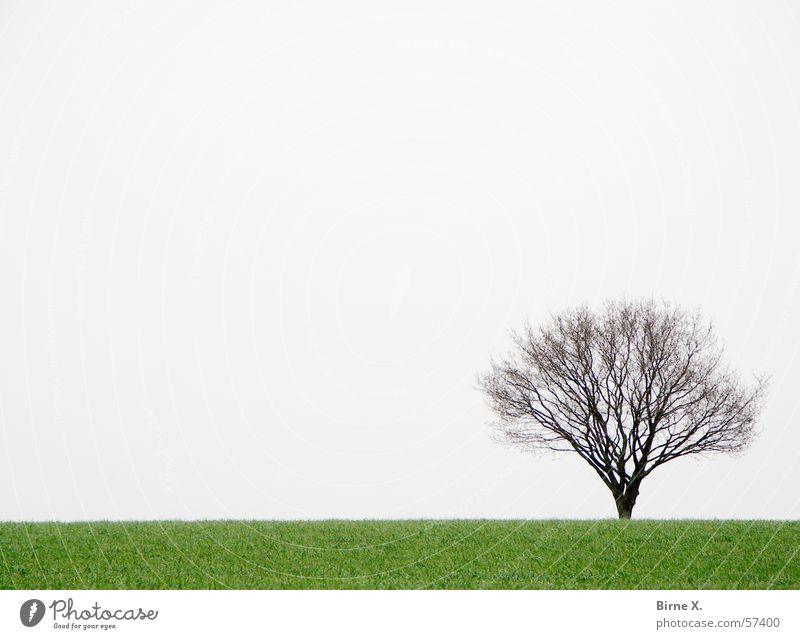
(1, 0, 799, 521)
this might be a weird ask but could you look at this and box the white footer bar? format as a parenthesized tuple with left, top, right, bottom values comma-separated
(1, 590, 796, 638)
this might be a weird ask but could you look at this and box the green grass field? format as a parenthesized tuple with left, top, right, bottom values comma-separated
(1, 520, 798, 589)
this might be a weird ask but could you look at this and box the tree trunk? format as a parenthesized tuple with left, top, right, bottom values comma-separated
(616, 498, 634, 519)
(613, 481, 641, 519)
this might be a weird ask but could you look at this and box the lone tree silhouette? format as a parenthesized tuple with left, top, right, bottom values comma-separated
(479, 299, 768, 519)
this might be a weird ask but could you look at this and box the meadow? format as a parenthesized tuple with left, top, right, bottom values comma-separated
(1, 520, 798, 589)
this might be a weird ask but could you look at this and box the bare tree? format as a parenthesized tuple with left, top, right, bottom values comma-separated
(479, 299, 768, 519)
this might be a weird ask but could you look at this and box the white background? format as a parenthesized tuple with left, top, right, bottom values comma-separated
(0, 590, 797, 638)
(1, 1, 799, 521)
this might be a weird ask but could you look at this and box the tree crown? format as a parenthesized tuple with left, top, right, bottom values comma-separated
(480, 299, 768, 493)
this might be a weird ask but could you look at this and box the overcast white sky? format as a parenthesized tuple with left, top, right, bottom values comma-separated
(1, 1, 799, 521)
